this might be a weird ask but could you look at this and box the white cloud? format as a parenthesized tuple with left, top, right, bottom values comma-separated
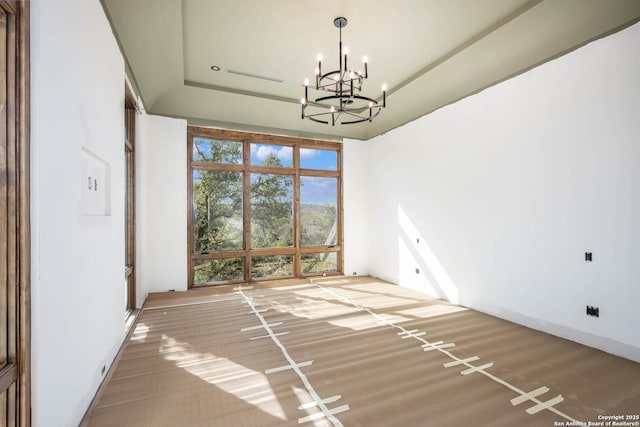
(277, 147, 293, 161)
(300, 148, 321, 159)
(254, 145, 277, 160)
(252, 144, 292, 163)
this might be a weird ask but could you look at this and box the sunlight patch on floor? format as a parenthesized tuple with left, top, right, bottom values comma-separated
(130, 322, 149, 341)
(396, 304, 468, 319)
(327, 312, 411, 330)
(159, 334, 287, 421)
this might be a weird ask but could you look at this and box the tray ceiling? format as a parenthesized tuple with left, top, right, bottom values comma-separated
(102, 0, 640, 141)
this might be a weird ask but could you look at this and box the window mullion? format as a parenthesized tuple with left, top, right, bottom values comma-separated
(293, 145, 301, 277)
(242, 139, 251, 282)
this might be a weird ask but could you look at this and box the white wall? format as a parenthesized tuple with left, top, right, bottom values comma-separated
(366, 22, 640, 361)
(342, 140, 371, 276)
(31, 0, 127, 425)
(136, 114, 188, 302)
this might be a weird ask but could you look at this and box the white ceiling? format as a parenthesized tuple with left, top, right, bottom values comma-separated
(102, 0, 640, 141)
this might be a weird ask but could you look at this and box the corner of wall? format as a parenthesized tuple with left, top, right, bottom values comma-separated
(136, 115, 188, 302)
(342, 139, 372, 277)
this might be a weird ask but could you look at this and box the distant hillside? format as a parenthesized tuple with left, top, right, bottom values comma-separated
(301, 203, 336, 214)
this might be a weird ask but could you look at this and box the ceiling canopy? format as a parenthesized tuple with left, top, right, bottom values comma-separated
(102, 0, 640, 141)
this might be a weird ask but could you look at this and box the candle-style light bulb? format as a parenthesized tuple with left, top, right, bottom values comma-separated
(330, 105, 335, 112)
(304, 78, 309, 87)
(382, 83, 387, 107)
(301, 97, 306, 105)
(343, 46, 349, 74)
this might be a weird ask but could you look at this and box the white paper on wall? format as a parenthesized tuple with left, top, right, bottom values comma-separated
(81, 147, 110, 216)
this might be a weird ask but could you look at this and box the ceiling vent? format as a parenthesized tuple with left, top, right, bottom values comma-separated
(226, 69, 284, 83)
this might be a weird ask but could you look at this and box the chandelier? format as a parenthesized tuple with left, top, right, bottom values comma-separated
(301, 17, 386, 125)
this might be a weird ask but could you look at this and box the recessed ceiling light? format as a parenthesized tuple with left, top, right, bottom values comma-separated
(210, 65, 221, 71)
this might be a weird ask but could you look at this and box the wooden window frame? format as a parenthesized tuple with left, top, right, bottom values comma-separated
(0, 1, 30, 425)
(124, 86, 136, 310)
(187, 127, 343, 287)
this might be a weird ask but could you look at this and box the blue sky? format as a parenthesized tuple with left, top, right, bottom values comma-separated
(250, 144, 337, 171)
(300, 176, 337, 206)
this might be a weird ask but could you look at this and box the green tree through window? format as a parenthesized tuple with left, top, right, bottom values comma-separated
(251, 154, 293, 249)
(189, 129, 342, 286)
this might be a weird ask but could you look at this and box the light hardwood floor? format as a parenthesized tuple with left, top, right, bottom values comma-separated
(83, 277, 640, 426)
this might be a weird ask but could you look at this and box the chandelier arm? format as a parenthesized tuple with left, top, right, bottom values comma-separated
(306, 116, 330, 124)
(339, 111, 368, 120)
(339, 108, 382, 124)
(306, 106, 377, 115)
(304, 106, 382, 118)
(303, 106, 382, 124)
(311, 107, 382, 119)
(317, 84, 344, 93)
(341, 108, 383, 124)
(304, 100, 339, 109)
(314, 94, 347, 103)
(317, 79, 364, 92)
(312, 93, 382, 105)
(319, 70, 341, 81)
(341, 117, 371, 125)
(340, 107, 378, 116)
(304, 110, 335, 118)
(343, 106, 381, 118)
(351, 94, 380, 104)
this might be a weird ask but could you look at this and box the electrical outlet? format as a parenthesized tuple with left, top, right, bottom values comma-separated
(416, 237, 420, 243)
(585, 252, 592, 262)
(415, 267, 420, 274)
(352, 272, 357, 275)
(586, 305, 599, 317)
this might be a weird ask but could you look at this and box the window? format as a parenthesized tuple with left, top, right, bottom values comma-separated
(250, 173, 293, 248)
(188, 128, 342, 286)
(300, 176, 338, 247)
(124, 87, 136, 310)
